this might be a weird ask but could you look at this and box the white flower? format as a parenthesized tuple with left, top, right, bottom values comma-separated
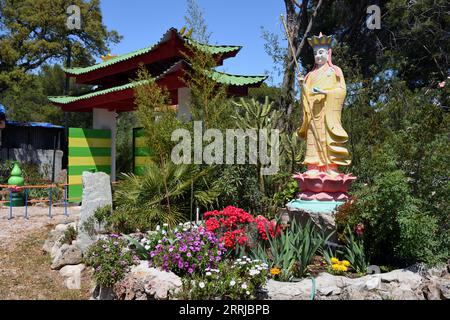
(183, 228, 188, 232)
(249, 269, 260, 276)
(174, 228, 178, 233)
(161, 230, 167, 235)
(199, 282, 205, 289)
(230, 280, 236, 286)
(239, 261, 246, 265)
(246, 291, 250, 295)
(241, 283, 248, 289)
(206, 271, 212, 276)
(144, 245, 150, 250)
(163, 223, 168, 227)
(178, 223, 183, 226)
(158, 240, 162, 244)
(156, 225, 161, 231)
(236, 259, 242, 262)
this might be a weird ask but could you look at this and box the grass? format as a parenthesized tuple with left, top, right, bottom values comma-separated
(0, 226, 92, 300)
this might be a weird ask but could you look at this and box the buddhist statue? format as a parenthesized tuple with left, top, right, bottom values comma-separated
(289, 33, 356, 213)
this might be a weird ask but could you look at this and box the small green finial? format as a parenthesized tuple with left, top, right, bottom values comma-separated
(8, 162, 24, 186)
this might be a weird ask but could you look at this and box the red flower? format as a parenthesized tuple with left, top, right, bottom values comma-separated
(205, 218, 220, 232)
(204, 206, 282, 252)
(355, 223, 365, 236)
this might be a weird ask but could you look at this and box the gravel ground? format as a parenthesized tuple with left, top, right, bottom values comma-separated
(0, 205, 81, 250)
(0, 205, 92, 299)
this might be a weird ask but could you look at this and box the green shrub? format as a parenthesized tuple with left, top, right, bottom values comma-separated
(112, 161, 219, 233)
(60, 225, 78, 245)
(347, 170, 441, 266)
(84, 236, 140, 287)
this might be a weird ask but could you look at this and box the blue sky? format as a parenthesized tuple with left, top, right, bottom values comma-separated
(100, 0, 285, 85)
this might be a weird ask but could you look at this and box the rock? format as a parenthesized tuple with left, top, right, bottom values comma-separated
(55, 222, 77, 232)
(77, 172, 112, 253)
(60, 264, 85, 289)
(422, 280, 441, 300)
(43, 229, 64, 254)
(439, 284, 450, 299)
(50, 237, 65, 259)
(380, 270, 422, 290)
(51, 244, 82, 270)
(264, 268, 446, 300)
(265, 279, 312, 300)
(364, 275, 381, 290)
(100, 286, 115, 300)
(340, 286, 383, 300)
(426, 264, 448, 278)
(44, 222, 79, 254)
(317, 285, 341, 296)
(113, 261, 182, 300)
(286, 207, 337, 242)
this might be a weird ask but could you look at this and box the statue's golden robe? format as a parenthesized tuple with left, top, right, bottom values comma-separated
(298, 65, 351, 166)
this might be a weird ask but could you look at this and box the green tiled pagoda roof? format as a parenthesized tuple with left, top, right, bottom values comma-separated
(49, 63, 267, 105)
(64, 28, 242, 76)
(208, 71, 267, 86)
(48, 79, 150, 104)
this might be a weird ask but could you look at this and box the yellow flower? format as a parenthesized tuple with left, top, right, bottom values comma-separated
(331, 257, 339, 264)
(342, 260, 351, 267)
(332, 264, 340, 271)
(341, 265, 348, 272)
(270, 268, 281, 276)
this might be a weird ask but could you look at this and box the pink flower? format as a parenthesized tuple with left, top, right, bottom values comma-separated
(438, 81, 446, 88)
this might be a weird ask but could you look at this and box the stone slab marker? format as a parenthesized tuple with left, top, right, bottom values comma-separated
(77, 171, 112, 253)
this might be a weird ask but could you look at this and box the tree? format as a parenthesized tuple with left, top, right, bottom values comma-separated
(0, 0, 121, 95)
(184, 0, 211, 43)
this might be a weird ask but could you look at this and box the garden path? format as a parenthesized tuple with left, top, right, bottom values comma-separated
(0, 206, 91, 299)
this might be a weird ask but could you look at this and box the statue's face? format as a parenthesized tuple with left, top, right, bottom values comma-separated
(313, 45, 329, 66)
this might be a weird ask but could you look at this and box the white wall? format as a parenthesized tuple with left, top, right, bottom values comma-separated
(177, 87, 191, 121)
(92, 108, 117, 182)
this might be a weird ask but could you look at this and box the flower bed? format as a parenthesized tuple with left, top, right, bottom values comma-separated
(204, 206, 282, 252)
(83, 205, 375, 300)
(140, 223, 226, 276)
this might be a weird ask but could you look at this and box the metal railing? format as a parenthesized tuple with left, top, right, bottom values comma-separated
(0, 183, 82, 220)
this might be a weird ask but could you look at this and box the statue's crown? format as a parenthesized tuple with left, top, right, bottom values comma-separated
(307, 32, 332, 48)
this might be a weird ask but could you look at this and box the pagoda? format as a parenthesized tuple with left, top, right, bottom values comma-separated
(48, 28, 267, 183)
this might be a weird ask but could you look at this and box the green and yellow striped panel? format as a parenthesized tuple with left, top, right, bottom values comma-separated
(68, 128, 111, 202)
(133, 128, 151, 175)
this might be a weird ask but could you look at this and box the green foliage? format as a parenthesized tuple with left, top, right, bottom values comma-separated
(84, 236, 139, 287)
(272, 178, 299, 208)
(122, 234, 148, 260)
(134, 66, 184, 163)
(343, 226, 368, 275)
(113, 161, 220, 233)
(80, 205, 112, 237)
(349, 170, 442, 266)
(0, 0, 121, 95)
(0, 160, 14, 184)
(251, 220, 329, 280)
(1, 64, 91, 127)
(60, 225, 78, 246)
(176, 259, 268, 300)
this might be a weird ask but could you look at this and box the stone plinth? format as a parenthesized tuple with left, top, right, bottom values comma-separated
(77, 171, 112, 253)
